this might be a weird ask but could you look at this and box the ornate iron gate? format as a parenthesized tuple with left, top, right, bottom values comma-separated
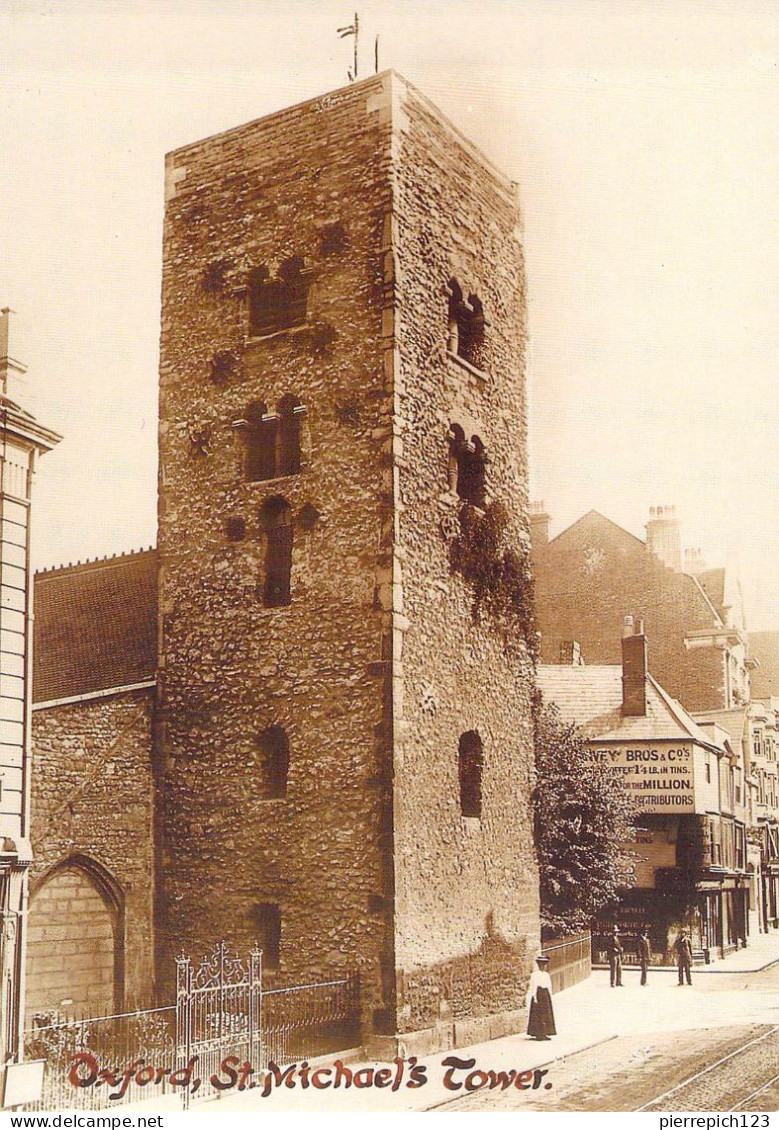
(175, 942, 262, 1109)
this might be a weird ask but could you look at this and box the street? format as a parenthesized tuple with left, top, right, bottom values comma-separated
(429, 962, 779, 1113)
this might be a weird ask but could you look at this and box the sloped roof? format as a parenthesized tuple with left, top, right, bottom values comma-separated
(695, 568, 726, 615)
(537, 664, 725, 751)
(545, 509, 646, 552)
(33, 549, 158, 704)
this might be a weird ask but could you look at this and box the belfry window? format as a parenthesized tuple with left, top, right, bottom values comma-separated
(458, 730, 483, 819)
(448, 424, 487, 508)
(245, 402, 278, 482)
(260, 497, 293, 607)
(242, 396, 305, 482)
(276, 395, 303, 477)
(248, 257, 309, 337)
(447, 278, 485, 368)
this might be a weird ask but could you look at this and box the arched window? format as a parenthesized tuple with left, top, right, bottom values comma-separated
(245, 401, 277, 482)
(276, 394, 303, 477)
(448, 424, 487, 507)
(447, 278, 485, 368)
(458, 730, 483, 818)
(257, 725, 290, 798)
(248, 257, 309, 337)
(260, 497, 293, 607)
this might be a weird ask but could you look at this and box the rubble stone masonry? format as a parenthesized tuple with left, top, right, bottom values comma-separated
(157, 71, 538, 1048)
(28, 690, 156, 1013)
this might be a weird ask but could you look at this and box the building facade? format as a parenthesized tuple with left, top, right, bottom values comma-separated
(531, 506, 749, 715)
(0, 309, 60, 1104)
(538, 621, 750, 965)
(695, 700, 779, 935)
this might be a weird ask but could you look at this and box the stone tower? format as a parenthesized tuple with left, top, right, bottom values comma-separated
(156, 72, 539, 1051)
(0, 309, 60, 1100)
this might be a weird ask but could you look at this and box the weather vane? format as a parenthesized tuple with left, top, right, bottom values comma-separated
(337, 13, 380, 82)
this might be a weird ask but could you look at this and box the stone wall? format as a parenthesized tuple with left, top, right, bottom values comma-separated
(388, 78, 539, 1037)
(157, 70, 539, 1045)
(29, 688, 156, 1011)
(157, 73, 398, 1021)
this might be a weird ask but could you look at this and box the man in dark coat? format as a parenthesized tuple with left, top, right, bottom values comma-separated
(674, 930, 693, 985)
(606, 926, 623, 986)
(638, 927, 651, 985)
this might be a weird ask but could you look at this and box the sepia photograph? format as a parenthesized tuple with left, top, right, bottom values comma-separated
(0, 0, 777, 1117)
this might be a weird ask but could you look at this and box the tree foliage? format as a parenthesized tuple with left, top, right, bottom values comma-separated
(533, 695, 636, 935)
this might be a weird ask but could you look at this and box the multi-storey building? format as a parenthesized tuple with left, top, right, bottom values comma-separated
(538, 620, 751, 964)
(0, 309, 60, 1107)
(696, 700, 779, 934)
(531, 506, 750, 714)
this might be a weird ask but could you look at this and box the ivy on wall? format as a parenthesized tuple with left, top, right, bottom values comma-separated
(449, 501, 538, 659)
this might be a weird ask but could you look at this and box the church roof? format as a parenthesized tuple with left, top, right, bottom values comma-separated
(33, 549, 158, 704)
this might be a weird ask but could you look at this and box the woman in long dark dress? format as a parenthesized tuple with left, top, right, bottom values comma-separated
(526, 954, 556, 1039)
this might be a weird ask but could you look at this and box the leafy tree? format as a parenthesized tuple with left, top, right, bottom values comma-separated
(532, 695, 636, 935)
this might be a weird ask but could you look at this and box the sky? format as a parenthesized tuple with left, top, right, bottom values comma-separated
(1, 0, 777, 627)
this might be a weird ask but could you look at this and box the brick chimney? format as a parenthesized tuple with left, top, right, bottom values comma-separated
(646, 505, 682, 572)
(559, 640, 584, 666)
(622, 615, 648, 716)
(530, 500, 550, 549)
(684, 547, 707, 576)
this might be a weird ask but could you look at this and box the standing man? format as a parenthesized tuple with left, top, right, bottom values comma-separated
(606, 926, 623, 987)
(674, 930, 693, 986)
(638, 926, 651, 986)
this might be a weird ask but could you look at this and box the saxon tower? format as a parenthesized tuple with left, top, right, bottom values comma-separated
(157, 72, 538, 1050)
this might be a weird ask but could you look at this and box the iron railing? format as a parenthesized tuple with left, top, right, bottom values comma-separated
(24, 1006, 176, 1110)
(24, 945, 361, 1111)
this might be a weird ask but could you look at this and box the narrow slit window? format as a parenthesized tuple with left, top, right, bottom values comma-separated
(458, 730, 483, 818)
(260, 497, 293, 607)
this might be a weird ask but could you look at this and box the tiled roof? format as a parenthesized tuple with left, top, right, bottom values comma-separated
(33, 549, 158, 704)
(537, 664, 725, 750)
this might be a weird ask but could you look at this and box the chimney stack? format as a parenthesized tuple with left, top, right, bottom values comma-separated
(684, 547, 707, 575)
(622, 617, 648, 717)
(646, 504, 682, 572)
(530, 500, 550, 550)
(559, 640, 584, 666)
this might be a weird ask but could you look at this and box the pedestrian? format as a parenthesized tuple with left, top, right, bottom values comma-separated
(606, 925, 623, 986)
(638, 926, 651, 986)
(674, 930, 693, 986)
(526, 954, 556, 1040)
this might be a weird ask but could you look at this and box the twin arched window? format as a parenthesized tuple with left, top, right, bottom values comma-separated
(245, 396, 304, 482)
(248, 257, 309, 337)
(447, 278, 485, 369)
(448, 424, 487, 508)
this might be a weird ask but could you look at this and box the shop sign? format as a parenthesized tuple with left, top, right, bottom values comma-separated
(589, 741, 695, 813)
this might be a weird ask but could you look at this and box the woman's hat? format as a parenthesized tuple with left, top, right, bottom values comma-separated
(535, 955, 550, 965)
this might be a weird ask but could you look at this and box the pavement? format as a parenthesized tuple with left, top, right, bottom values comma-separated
(125, 930, 779, 1114)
